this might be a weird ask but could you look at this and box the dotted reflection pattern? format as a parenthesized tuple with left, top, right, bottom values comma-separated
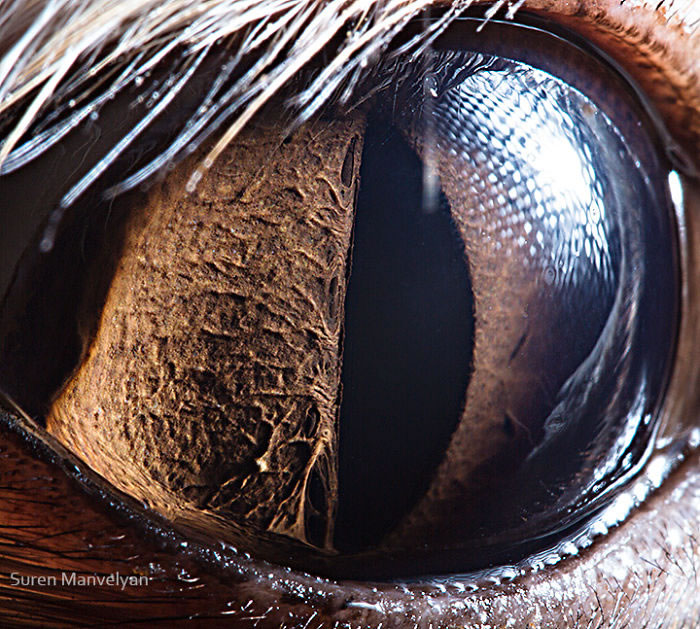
(428, 55, 618, 291)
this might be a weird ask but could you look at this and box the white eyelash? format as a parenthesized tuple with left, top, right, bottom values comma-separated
(0, 0, 480, 198)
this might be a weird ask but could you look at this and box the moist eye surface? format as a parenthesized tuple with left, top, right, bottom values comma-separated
(0, 17, 679, 579)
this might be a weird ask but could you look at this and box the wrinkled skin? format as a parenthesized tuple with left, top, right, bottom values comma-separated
(0, 0, 698, 627)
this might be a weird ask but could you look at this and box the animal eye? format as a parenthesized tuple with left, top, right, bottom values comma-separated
(0, 3, 697, 611)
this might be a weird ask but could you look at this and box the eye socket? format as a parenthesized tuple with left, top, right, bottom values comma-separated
(0, 2, 696, 612)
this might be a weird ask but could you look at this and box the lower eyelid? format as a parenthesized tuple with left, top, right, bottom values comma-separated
(483, 452, 700, 627)
(0, 406, 697, 626)
(179, 448, 698, 627)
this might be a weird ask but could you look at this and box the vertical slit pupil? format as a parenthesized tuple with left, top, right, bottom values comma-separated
(335, 116, 475, 552)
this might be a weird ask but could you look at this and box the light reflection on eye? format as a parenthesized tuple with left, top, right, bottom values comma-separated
(0, 2, 696, 624)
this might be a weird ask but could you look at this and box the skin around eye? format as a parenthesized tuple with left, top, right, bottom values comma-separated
(0, 0, 698, 626)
